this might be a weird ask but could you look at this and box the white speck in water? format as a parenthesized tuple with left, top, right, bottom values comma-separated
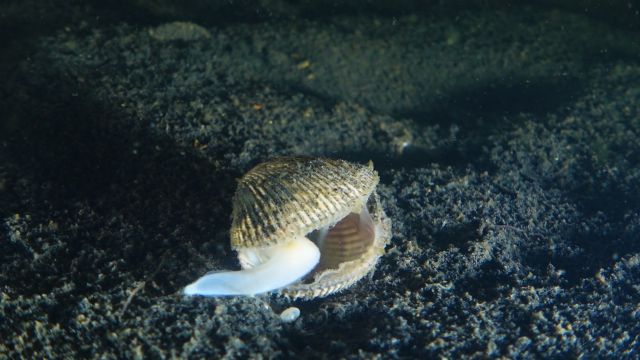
(279, 307, 301, 323)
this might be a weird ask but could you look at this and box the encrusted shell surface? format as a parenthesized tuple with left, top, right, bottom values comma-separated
(230, 156, 391, 299)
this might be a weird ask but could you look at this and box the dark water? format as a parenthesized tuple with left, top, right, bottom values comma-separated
(1, 1, 639, 358)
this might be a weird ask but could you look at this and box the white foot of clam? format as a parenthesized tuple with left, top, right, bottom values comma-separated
(183, 236, 320, 296)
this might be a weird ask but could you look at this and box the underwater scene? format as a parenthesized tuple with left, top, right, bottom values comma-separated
(1, 0, 639, 358)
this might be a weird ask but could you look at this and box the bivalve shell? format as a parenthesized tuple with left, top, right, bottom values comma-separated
(183, 156, 391, 299)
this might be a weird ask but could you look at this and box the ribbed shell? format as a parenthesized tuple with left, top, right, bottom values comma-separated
(230, 156, 379, 250)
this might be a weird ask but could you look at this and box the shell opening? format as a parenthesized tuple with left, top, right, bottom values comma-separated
(305, 203, 376, 278)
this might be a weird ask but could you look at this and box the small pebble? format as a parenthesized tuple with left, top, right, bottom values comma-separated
(279, 307, 301, 323)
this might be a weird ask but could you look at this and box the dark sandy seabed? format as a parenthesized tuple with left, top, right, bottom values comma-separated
(1, 0, 639, 358)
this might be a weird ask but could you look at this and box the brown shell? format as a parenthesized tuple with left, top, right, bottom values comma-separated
(231, 156, 378, 249)
(230, 156, 391, 299)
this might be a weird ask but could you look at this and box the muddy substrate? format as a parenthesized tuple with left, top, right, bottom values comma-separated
(1, 1, 639, 358)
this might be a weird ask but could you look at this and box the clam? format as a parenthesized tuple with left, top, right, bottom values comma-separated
(183, 156, 391, 299)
